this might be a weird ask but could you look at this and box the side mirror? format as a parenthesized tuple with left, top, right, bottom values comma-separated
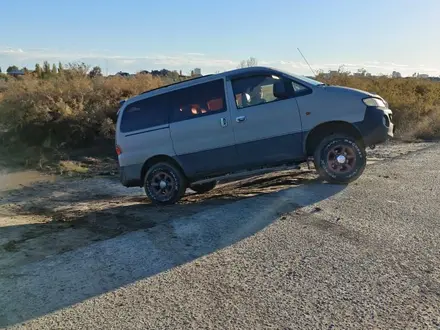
(273, 80, 289, 99)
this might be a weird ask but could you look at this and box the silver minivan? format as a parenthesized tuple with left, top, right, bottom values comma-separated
(116, 66, 394, 204)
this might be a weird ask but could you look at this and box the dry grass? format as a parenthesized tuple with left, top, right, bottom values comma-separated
(59, 160, 89, 175)
(0, 70, 439, 173)
(0, 70, 164, 172)
(0, 73, 163, 148)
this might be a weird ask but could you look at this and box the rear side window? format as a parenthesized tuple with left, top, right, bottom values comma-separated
(170, 79, 226, 123)
(120, 94, 169, 133)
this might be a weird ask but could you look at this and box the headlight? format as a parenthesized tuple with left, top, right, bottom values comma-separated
(363, 97, 387, 107)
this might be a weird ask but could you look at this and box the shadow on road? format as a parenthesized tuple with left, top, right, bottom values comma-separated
(0, 172, 346, 327)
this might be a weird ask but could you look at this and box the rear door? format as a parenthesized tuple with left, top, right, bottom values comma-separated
(117, 94, 174, 168)
(226, 72, 306, 168)
(169, 79, 238, 178)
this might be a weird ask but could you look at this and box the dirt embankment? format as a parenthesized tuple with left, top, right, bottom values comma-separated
(0, 141, 433, 271)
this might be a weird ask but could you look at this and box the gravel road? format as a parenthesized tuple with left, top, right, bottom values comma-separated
(1, 142, 440, 329)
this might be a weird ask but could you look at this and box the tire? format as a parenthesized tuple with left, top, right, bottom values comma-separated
(190, 181, 217, 194)
(313, 134, 366, 184)
(144, 162, 187, 205)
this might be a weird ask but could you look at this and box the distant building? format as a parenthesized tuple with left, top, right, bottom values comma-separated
(193, 68, 202, 76)
(322, 70, 339, 78)
(7, 69, 24, 77)
(418, 74, 429, 79)
(115, 71, 130, 77)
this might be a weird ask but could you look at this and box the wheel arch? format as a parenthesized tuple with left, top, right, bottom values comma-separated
(140, 154, 186, 183)
(304, 121, 364, 156)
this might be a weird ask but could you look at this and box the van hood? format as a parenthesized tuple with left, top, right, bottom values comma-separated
(323, 85, 378, 98)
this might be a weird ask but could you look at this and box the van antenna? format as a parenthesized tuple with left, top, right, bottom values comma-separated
(297, 48, 316, 77)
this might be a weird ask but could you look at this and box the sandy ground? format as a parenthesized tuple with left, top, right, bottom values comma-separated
(1, 140, 439, 329)
(0, 141, 433, 272)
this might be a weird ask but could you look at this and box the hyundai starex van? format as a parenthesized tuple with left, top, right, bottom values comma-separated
(115, 66, 394, 204)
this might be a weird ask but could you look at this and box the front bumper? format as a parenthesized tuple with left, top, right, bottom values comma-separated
(355, 107, 395, 147)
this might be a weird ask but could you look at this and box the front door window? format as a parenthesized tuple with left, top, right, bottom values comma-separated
(232, 74, 287, 109)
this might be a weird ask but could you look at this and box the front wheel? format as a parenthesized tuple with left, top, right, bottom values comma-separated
(144, 162, 187, 205)
(313, 134, 366, 184)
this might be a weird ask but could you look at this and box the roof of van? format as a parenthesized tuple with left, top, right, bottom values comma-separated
(124, 66, 281, 105)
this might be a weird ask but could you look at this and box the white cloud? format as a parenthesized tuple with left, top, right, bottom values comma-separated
(0, 47, 438, 77)
(384, 62, 408, 68)
(185, 52, 205, 56)
(1, 47, 24, 54)
(120, 59, 136, 65)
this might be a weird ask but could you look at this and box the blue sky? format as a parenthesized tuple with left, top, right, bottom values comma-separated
(1, 0, 439, 76)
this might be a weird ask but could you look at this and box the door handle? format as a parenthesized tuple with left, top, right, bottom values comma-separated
(220, 117, 228, 127)
(236, 115, 246, 123)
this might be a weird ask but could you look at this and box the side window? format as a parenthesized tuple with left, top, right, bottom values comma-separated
(170, 79, 227, 123)
(120, 95, 169, 133)
(231, 74, 291, 109)
(291, 81, 309, 93)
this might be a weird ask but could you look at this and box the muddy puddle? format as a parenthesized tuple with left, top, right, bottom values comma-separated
(0, 170, 56, 192)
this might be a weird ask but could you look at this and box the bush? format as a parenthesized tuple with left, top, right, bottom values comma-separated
(1, 69, 439, 154)
(0, 73, 163, 147)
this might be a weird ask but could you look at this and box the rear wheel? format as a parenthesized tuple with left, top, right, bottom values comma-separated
(313, 134, 366, 184)
(190, 181, 217, 194)
(144, 162, 187, 205)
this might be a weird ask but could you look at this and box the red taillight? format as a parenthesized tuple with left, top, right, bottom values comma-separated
(115, 145, 122, 156)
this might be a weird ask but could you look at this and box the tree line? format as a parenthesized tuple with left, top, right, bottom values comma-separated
(0, 61, 104, 79)
(1, 56, 260, 80)
(0, 62, 191, 82)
